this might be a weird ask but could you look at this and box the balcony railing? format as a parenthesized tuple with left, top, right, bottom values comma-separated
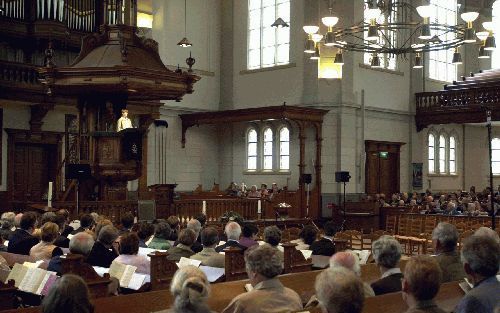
(0, 60, 40, 86)
(416, 86, 500, 111)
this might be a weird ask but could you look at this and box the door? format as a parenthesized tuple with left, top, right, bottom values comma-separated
(365, 141, 404, 196)
(12, 144, 52, 202)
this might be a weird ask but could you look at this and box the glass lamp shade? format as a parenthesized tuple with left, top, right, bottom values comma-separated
(452, 50, 462, 64)
(370, 54, 381, 67)
(311, 33, 324, 43)
(303, 25, 319, 34)
(304, 38, 316, 53)
(476, 31, 489, 41)
(478, 46, 490, 58)
(463, 27, 477, 43)
(334, 51, 344, 65)
(367, 24, 378, 41)
(419, 24, 432, 40)
(414, 54, 423, 68)
(324, 31, 336, 46)
(322, 16, 339, 27)
(461, 12, 479, 23)
(416, 5, 433, 18)
(485, 35, 496, 50)
(177, 37, 192, 47)
(365, 8, 381, 20)
(310, 46, 320, 60)
(482, 22, 494, 31)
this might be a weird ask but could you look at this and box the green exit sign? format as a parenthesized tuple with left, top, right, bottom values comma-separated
(379, 152, 389, 159)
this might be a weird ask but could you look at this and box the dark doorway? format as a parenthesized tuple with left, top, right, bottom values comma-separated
(12, 143, 58, 202)
(365, 141, 405, 196)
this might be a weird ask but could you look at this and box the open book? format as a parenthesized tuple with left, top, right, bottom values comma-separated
(108, 261, 147, 290)
(176, 257, 225, 283)
(5, 263, 58, 295)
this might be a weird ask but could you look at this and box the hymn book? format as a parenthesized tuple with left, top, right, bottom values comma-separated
(108, 261, 146, 290)
(4, 263, 58, 295)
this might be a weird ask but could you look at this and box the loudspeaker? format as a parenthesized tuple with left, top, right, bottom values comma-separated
(138, 200, 156, 222)
(335, 171, 351, 183)
(302, 174, 312, 184)
(66, 164, 91, 180)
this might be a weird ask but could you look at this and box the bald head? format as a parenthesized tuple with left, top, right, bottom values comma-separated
(69, 232, 95, 256)
(330, 251, 361, 276)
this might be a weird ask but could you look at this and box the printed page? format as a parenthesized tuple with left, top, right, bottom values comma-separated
(67, 234, 74, 240)
(109, 261, 127, 282)
(138, 247, 156, 257)
(120, 265, 137, 287)
(6, 263, 28, 287)
(40, 274, 58, 296)
(351, 250, 371, 265)
(19, 267, 46, 293)
(0, 269, 11, 283)
(35, 271, 57, 295)
(127, 273, 146, 290)
(199, 265, 225, 283)
(177, 257, 201, 268)
(244, 283, 253, 292)
(3, 240, 8, 247)
(93, 266, 110, 277)
(23, 260, 44, 268)
(300, 250, 313, 260)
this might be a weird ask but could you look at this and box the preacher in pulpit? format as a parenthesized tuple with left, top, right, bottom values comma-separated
(116, 109, 133, 132)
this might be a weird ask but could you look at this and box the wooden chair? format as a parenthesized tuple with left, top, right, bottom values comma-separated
(282, 243, 312, 274)
(409, 216, 423, 237)
(344, 230, 363, 250)
(458, 230, 474, 250)
(334, 232, 351, 250)
(59, 254, 111, 298)
(362, 230, 390, 250)
(224, 247, 247, 282)
(454, 222, 467, 233)
(397, 215, 411, 236)
(148, 251, 178, 290)
(385, 215, 397, 234)
(423, 216, 437, 235)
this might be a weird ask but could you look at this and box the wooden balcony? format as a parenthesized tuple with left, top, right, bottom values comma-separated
(0, 60, 47, 101)
(415, 69, 500, 131)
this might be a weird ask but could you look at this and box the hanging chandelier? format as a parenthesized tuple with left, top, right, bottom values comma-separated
(302, 0, 496, 68)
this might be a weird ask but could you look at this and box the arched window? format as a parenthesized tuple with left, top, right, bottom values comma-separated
(263, 128, 273, 170)
(279, 127, 290, 170)
(247, 129, 258, 170)
(449, 136, 456, 174)
(428, 134, 435, 173)
(439, 135, 446, 173)
(493, 138, 500, 175)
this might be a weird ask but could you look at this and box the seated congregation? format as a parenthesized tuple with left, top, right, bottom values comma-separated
(0, 209, 499, 313)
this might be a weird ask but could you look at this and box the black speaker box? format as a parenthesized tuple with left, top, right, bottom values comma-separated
(66, 164, 92, 180)
(302, 174, 312, 184)
(335, 171, 351, 183)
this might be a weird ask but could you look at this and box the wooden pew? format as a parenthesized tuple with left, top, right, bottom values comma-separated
(0, 280, 16, 311)
(148, 251, 178, 291)
(59, 254, 112, 298)
(0, 252, 35, 267)
(223, 246, 247, 282)
(282, 242, 312, 274)
(0, 275, 465, 313)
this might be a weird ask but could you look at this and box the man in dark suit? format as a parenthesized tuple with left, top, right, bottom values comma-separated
(119, 212, 135, 235)
(53, 214, 70, 248)
(56, 209, 74, 237)
(86, 225, 119, 268)
(370, 235, 403, 295)
(70, 214, 95, 235)
(7, 212, 39, 255)
(216, 221, 247, 252)
(310, 221, 337, 256)
(455, 235, 500, 313)
(48, 231, 95, 275)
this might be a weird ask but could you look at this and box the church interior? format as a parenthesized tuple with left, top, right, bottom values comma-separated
(0, 0, 499, 312)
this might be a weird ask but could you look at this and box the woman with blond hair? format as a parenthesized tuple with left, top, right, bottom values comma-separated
(30, 222, 63, 261)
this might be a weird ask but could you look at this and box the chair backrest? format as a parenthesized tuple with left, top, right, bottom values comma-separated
(397, 215, 411, 236)
(148, 251, 178, 290)
(423, 216, 437, 234)
(59, 253, 111, 298)
(385, 215, 397, 234)
(224, 247, 247, 282)
(409, 217, 423, 236)
(344, 230, 363, 250)
(454, 222, 467, 233)
(282, 243, 312, 274)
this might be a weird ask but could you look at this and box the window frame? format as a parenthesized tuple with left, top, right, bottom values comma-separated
(492, 137, 500, 175)
(427, 130, 458, 176)
(279, 126, 290, 171)
(427, 0, 458, 82)
(247, 0, 291, 70)
(262, 127, 274, 171)
(247, 128, 259, 171)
